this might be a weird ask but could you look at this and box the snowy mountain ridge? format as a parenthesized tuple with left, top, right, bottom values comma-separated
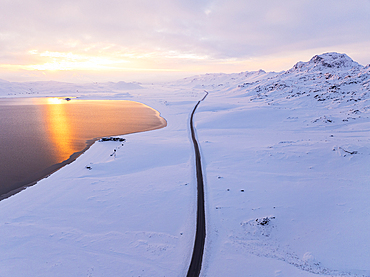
(175, 52, 370, 123)
(288, 52, 363, 73)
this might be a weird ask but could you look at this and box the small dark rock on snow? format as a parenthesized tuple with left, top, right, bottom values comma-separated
(256, 216, 275, 226)
(99, 137, 126, 142)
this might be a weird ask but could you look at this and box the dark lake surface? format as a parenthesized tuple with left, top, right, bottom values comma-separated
(0, 97, 166, 199)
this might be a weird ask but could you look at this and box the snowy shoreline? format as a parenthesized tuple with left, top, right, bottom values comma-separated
(1, 53, 370, 276)
(0, 137, 97, 202)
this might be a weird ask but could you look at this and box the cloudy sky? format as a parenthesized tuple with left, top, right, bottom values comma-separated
(1, 0, 370, 82)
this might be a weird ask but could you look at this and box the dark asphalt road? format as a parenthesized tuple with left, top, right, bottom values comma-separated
(187, 91, 208, 277)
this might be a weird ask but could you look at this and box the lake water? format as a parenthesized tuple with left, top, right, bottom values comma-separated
(0, 97, 166, 199)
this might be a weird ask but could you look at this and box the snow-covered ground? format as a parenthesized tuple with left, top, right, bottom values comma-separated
(1, 52, 370, 276)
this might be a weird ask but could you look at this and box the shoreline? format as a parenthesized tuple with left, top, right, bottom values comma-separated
(0, 97, 167, 202)
(0, 121, 166, 201)
(0, 117, 167, 202)
(0, 137, 97, 202)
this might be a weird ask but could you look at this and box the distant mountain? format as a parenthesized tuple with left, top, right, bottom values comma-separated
(110, 81, 142, 90)
(0, 80, 142, 97)
(244, 52, 370, 108)
(288, 52, 363, 73)
(176, 52, 370, 122)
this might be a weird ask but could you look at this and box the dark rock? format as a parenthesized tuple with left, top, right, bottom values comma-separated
(99, 137, 126, 142)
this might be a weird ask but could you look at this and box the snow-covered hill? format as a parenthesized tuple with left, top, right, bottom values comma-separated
(0, 52, 369, 276)
(245, 53, 369, 113)
(174, 52, 370, 126)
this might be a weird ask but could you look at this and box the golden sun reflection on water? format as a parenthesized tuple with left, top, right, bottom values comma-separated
(38, 98, 167, 164)
(0, 97, 166, 197)
(43, 98, 78, 161)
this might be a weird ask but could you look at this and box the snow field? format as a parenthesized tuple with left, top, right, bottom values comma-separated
(1, 52, 370, 276)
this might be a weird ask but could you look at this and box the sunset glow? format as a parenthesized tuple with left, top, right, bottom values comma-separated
(27, 50, 129, 71)
(0, 0, 369, 82)
(47, 97, 64, 104)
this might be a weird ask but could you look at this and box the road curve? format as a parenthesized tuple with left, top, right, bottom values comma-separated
(187, 91, 208, 277)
